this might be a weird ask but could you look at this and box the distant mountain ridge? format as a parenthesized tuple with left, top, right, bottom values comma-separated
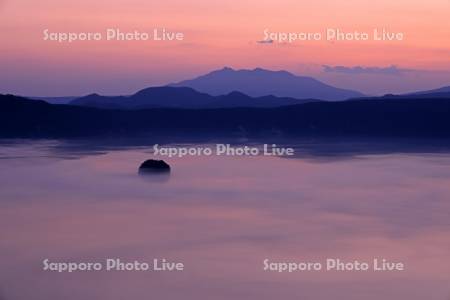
(381, 92, 450, 99)
(70, 86, 318, 109)
(29, 96, 77, 104)
(63, 84, 450, 110)
(406, 86, 450, 96)
(170, 67, 365, 101)
(25, 74, 450, 106)
(355, 86, 450, 100)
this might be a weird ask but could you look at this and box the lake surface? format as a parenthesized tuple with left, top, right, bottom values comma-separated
(0, 138, 449, 300)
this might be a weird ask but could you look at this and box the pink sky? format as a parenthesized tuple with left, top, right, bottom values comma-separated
(1, 0, 449, 96)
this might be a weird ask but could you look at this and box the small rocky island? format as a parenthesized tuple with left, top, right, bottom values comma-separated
(139, 159, 171, 173)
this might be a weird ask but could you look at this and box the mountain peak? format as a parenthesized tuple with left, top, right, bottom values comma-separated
(171, 67, 364, 100)
(224, 91, 250, 98)
(76, 93, 101, 100)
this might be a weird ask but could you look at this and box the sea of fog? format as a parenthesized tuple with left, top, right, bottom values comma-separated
(0, 138, 449, 300)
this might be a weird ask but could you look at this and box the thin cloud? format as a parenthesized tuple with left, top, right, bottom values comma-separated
(256, 39, 274, 44)
(322, 65, 415, 76)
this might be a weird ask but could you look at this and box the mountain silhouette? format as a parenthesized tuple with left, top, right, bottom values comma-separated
(29, 96, 77, 104)
(70, 86, 318, 109)
(170, 67, 364, 100)
(354, 87, 450, 100)
(406, 85, 450, 96)
(71, 87, 211, 109)
(2, 93, 450, 138)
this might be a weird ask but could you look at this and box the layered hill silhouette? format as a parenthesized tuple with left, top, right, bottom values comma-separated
(30, 96, 76, 104)
(406, 85, 450, 97)
(68, 84, 450, 110)
(170, 67, 364, 100)
(2, 93, 450, 138)
(355, 86, 450, 100)
(379, 92, 450, 99)
(70, 86, 318, 109)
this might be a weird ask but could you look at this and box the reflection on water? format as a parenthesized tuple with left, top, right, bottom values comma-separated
(0, 138, 450, 300)
(138, 171, 171, 183)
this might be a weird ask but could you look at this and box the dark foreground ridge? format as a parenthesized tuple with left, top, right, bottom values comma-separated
(1, 94, 450, 138)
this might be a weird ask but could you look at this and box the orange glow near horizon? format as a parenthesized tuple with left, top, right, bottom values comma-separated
(1, 0, 449, 95)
